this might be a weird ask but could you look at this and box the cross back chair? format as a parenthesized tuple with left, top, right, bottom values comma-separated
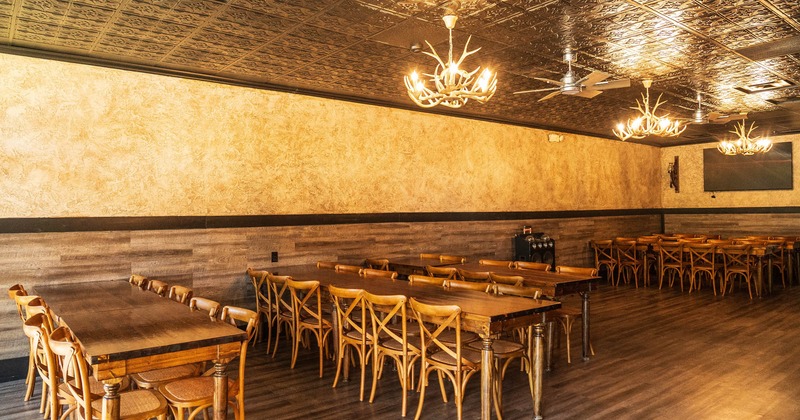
(146, 279, 169, 297)
(440, 255, 467, 264)
(408, 274, 446, 287)
(765, 238, 787, 288)
(158, 306, 257, 420)
(267, 274, 294, 358)
(590, 240, 617, 285)
(329, 285, 371, 402)
(456, 268, 490, 283)
(615, 239, 644, 287)
(50, 327, 168, 420)
(10, 287, 41, 403)
(189, 296, 221, 321)
(286, 279, 333, 378)
(685, 243, 720, 294)
(719, 244, 755, 299)
(167, 285, 194, 305)
(364, 291, 420, 418)
(425, 265, 458, 279)
(128, 274, 148, 289)
(335, 264, 363, 274)
(365, 258, 390, 270)
(478, 259, 513, 268)
(513, 261, 551, 271)
(360, 268, 398, 280)
(247, 268, 271, 347)
(410, 298, 481, 420)
(657, 241, 688, 291)
(488, 272, 524, 286)
(22, 312, 62, 420)
(445, 279, 493, 293)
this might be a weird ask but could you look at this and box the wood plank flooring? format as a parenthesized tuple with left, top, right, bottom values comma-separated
(3, 281, 800, 419)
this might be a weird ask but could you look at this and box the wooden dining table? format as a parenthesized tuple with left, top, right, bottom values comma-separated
(445, 262, 601, 368)
(383, 256, 453, 277)
(276, 265, 561, 420)
(33, 280, 247, 420)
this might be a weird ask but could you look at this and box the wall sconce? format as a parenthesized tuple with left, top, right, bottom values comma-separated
(667, 156, 679, 192)
(547, 133, 564, 143)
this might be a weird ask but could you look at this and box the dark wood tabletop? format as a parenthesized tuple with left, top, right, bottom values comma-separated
(382, 257, 453, 276)
(445, 262, 600, 298)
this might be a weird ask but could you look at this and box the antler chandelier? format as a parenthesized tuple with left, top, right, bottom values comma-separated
(717, 120, 773, 156)
(404, 14, 496, 108)
(613, 79, 685, 141)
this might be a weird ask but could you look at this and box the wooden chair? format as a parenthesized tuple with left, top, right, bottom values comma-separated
(478, 259, 513, 268)
(425, 265, 458, 279)
(765, 238, 787, 288)
(365, 258, 389, 270)
(685, 243, 720, 294)
(492, 284, 543, 299)
(8, 284, 37, 403)
(167, 285, 193, 305)
(159, 306, 257, 420)
(719, 244, 754, 299)
(329, 286, 371, 402)
(50, 327, 168, 420)
(23, 312, 62, 420)
(335, 264, 363, 274)
(147, 279, 169, 297)
(551, 266, 597, 364)
(286, 279, 333, 378)
(615, 239, 644, 287)
(513, 261, 551, 271)
(267, 274, 294, 358)
(128, 274, 148, 288)
(440, 255, 467, 264)
(246, 268, 271, 347)
(419, 253, 440, 259)
(488, 272, 524, 286)
(445, 279, 492, 293)
(589, 240, 617, 285)
(410, 298, 481, 420)
(457, 268, 490, 283)
(657, 241, 688, 291)
(364, 291, 420, 417)
(360, 268, 398, 280)
(408, 275, 445, 287)
(189, 297, 221, 320)
(316, 261, 338, 270)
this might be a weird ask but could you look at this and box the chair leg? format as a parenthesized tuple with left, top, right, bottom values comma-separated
(25, 345, 35, 401)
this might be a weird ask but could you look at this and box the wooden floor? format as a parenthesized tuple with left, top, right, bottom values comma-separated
(4, 280, 800, 419)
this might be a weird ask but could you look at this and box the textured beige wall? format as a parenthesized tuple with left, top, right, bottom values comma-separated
(660, 134, 799, 208)
(0, 53, 661, 217)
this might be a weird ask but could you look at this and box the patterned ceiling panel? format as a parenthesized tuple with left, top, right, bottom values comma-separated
(2, 0, 800, 145)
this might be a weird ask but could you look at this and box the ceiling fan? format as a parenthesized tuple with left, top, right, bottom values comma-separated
(513, 48, 630, 101)
(685, 91, 748, 124)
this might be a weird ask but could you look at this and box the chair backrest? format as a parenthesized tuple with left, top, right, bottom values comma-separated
(364, 258, 389, 270)
(147, 279, 169, 297)
(488, 273, 524, 286)
(492, 283, 542, 299)
(167, 285, 194, 305)
(129, 274, 148, 288)
(49, 327, 95, 419)
(189, 297, 221, 320)
(478, 259, 513, 268)
(658, 241, 685, 266)
(286, 279, 325, 329)
(419, 253, 440, 260)
(445, 279, 492, 292)
(335, 264, 363, 274)
(637, 236, 660, 244)
(719, 244, 752, 271)
(555, 265, 598, 277)
(457, 268, 490, 282)
(746, 235, 770, 241)
(425, 266, 458, 279)
(247, 268, 270, 316)
(267, 274, 293, 322)
(589, 240, 615, 264)
(408, 275, 446, 287)
(316, 261, 338, 270)
(8, 285, 29, 321)
(328, 285, 367, 348)
(614, 240, 639, 263)
(219, 305, 258, 411)
(679, 237, 706, 244)
(23, 312, 58, 407)
(410, 298, 477, 370)
(439, 255, 467, 264)
(685, 243, 716, 268)
(24, 297, 52, 326)
(706, 239, 733, 245)
(513, 261, 551, 271)
(360, 268, 398, 280)
(364, 291, 417, 357)
(765, 239, 786, 257)
(14, 293, 39, 322)
(7, 283, 26, 300)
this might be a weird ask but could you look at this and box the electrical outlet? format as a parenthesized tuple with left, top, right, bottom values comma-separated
(271, 251, 278, 262)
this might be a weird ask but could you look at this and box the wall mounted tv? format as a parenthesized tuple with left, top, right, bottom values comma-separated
(703, 142, 793, 192)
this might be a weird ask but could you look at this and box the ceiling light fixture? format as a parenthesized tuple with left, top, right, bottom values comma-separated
(613, 79, 685, 141)
(717, 120, 773, 156)
(403, 12, 496, 108)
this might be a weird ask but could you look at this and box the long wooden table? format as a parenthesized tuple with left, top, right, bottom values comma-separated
(34, 280, 247, 420)
(445, 262, 600, 367)
(277, 265, 561, 420)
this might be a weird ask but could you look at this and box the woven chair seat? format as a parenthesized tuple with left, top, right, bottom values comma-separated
(429, 347, 482, 366)
(90, 389, 167, 420)
(63, 375, 130, 398)
(298, 315, 332, 328)
(159, 376, 237, 405)
(130, 364, 199, 388)
(467, 338, 524, 357)
(437, 329, 479, 346)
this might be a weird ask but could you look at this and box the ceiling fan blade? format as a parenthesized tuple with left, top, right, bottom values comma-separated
(532, 77, 564, 86)
(573, 89, 603, 99)
(592, 78, 631, 90)
(513, 87, 560, 94)
(537, 90, 563, 102)
(580, 71, 611, 88)
(708, 111, 748, 123)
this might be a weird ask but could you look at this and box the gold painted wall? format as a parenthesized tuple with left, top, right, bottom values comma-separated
(660, 134, 800, 208)
(0, 53, 661, 217)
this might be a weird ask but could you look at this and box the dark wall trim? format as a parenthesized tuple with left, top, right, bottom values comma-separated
(0, 209, 662, 234)
(662, 207, 800, 214)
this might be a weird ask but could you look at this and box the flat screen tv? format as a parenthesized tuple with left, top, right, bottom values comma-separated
(703, 142, 793, 192)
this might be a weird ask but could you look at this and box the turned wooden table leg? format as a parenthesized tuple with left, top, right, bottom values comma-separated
(532, 323, 545, 420)
(213, 361, 229, 420)
(544, 314, 554, 372)
(479, 335, 494, 420)
(101, 378, 122, 420)
(581, 291, 591, 361)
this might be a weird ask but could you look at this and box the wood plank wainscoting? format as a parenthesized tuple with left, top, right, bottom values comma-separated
(664, 209, 800, 238)
(0, 211, 659, 366)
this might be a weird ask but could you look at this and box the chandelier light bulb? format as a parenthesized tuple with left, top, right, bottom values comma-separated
(716, 120, 772, 156)
(612, 79, 686, 141)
